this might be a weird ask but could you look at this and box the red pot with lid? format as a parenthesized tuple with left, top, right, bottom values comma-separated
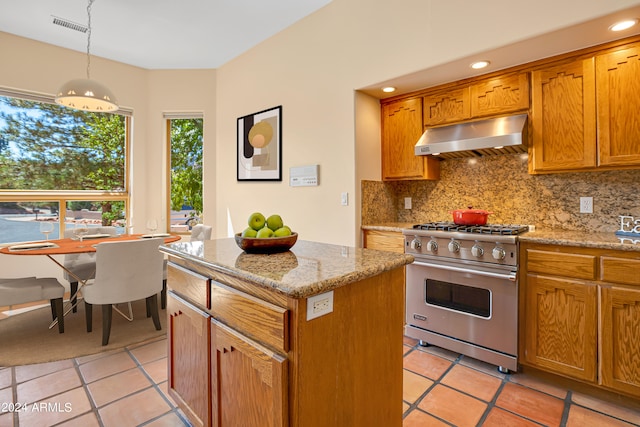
(450, 206, 493, 225)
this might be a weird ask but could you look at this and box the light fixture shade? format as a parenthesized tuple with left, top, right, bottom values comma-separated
(55, 78, 119, 112)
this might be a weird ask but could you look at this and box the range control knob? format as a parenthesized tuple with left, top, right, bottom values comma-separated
(426, 239, 438, 253)
(492, 246, 506, 260)
(410, 238, 422, 250)
(447, 239, 460, 253)
(471, 243, 484, 257)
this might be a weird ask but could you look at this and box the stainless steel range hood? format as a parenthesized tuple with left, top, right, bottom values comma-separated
(415, 114, 528, 159)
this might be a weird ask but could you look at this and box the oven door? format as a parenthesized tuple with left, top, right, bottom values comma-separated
(406, 258, 517, 356)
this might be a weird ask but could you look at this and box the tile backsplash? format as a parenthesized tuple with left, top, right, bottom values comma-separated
(362, 153, 640, 232)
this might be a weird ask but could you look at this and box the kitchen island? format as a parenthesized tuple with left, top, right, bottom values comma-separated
(159, 238, 413, 427)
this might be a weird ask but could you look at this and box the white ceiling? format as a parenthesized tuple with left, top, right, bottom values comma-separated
(360, 4, 640, 99)
(0, 0, 332, 69)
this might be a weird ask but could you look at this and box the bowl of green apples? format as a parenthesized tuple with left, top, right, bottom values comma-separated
(235, 212, 297, 253)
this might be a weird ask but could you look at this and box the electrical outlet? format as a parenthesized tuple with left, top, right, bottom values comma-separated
(341, 192, 348, 206)
(580, 197, 593, 213)
(404, 197, 412, 209)
(307, 291, 334, 320)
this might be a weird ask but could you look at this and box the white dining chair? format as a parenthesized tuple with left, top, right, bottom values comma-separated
(83, 238, 164, 345)
(63, 226, 117, 312)
(160, 224, 212, 309)
(0, 277, 66, 333)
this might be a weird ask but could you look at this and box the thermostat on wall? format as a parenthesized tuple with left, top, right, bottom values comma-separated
(290, 164, 319, 187)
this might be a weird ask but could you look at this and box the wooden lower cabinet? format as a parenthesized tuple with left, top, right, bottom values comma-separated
(520, 242, 640, 398)
(523, 274, 597, 381)
(167, 292, 211, 427)
(211, 320, 287, 427)
(362, 229, 405, 253)
(167, 259, 405, 426)
(600, 285, 640, 396)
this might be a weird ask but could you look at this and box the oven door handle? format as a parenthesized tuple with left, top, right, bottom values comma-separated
(412, 261, 517, 282)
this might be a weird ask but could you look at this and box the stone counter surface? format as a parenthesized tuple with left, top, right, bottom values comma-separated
(362, 222, 640, 252)
(519, 229, 640, 252)
(160, 238, 414, 299)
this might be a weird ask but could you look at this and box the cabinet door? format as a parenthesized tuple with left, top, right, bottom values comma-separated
(530, 58, 597, 172)
(470, 72, 530, 118)
(382, 98, 439, 180)
(167, 292, 211, 427)
(423, 86, 471, 126)
(596, 45, 640, 167)
(600, 285, 640, 397)
(211, 320, 287, 427)
(524, 274, 597, 381)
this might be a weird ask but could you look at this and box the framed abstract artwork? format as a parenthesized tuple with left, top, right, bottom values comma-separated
(237, 105, 282, 181)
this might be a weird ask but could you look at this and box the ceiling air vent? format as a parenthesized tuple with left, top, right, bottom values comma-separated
(51, 15, 88, 33)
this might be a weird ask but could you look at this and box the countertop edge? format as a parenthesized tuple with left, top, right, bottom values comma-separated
(160, 244, 415, 299)
(362, 223, 640, 252)
(518, 230, 640, 252)
(361, 223, 414, 233)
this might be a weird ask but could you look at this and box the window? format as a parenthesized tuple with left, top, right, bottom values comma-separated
(0, 89, 131, 244)
(165, 114, 203, 234)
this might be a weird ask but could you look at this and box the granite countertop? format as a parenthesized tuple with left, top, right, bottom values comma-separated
(361, 223, 415, 232)
(362, 222, 640, 252)
(160, 238, 414, 299)
(519, 229, 640, 252)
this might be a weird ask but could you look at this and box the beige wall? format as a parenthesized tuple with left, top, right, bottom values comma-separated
(1, 0, 639, 282)
(0, 32, 216, 280)
(213, 0, 640, 245)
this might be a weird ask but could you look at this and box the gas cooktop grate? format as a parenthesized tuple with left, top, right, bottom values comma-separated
(412, 222, 529, 235)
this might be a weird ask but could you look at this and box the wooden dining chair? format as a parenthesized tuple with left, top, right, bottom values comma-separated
(83, 238, 164, 345)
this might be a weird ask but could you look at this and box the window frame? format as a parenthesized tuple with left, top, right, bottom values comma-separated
(0, 87, 132, 241)
(164, 113, 204, 235)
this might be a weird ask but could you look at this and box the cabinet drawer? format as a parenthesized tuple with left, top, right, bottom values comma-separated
(526, 249, 596, 280)
(601, 256, 640, 286)
(211, 280, 289, 354)
(168, 262, 211, 309)
(363, 230, 404, 253)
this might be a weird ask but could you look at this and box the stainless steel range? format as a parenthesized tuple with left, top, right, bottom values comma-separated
(403, 222, 529, 373)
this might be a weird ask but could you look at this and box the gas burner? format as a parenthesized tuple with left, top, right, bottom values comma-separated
(412, 222, 529, 236)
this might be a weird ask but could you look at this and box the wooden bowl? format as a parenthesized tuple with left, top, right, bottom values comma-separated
(234, 232, 298, 254)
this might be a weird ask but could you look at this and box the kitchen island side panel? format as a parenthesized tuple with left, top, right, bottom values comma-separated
(288, 268, 405, 427)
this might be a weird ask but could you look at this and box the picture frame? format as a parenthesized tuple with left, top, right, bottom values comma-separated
(237, 105, 282, 181)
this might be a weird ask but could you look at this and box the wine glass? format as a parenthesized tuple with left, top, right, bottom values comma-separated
(146, 219, 158, 236)
(39, 221, 54, 240)
(74, 221, 89, 242)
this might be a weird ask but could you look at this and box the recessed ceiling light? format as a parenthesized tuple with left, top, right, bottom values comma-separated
(609, 19, 638, 32)
(382, 87, 396, 93)
(470, 60, 490, 70)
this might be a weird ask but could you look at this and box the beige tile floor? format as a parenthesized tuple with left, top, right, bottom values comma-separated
(1, 335, 640, 426)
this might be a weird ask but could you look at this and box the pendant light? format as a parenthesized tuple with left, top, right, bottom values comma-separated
(55, 0, 118, 112)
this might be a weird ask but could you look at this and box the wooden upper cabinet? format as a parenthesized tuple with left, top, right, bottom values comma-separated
(381, 98, 439, 181)
(423, 86, 470, 126)
(470, 72, 530, 117)
(596, 44, 640, 167)
(530, 58, 597, 173)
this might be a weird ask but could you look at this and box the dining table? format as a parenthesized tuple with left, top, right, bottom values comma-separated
(0, 233, 181, 328)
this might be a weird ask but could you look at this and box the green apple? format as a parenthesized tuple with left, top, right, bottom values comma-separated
(274, 226, 292, 237)
(266, 214, 284, 231)
(241, 227, 257, 238)
(248, 212, 266, 231)
(256, 227, 274, 238)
